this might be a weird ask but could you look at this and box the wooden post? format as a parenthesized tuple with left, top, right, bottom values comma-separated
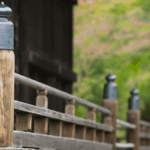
(62, 100, 76, 138)
(34, 89, 48, 134)
(102, 73, 117, 150)
(127, 88, 140, 150)
(0, 2, 14, 147)
(86, 108, 96, 141)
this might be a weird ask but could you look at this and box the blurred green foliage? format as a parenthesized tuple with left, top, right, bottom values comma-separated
(73, 0, 150, 142)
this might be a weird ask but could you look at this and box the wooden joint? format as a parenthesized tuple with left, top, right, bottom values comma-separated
(65, 99, 75, 115)
(36, 88, 48, 108)
(87, 108, 96, 121)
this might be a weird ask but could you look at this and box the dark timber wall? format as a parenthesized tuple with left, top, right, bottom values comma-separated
(4, 0, 77, 113)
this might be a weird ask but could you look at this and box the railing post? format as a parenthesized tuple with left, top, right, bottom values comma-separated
(0, 2, 14, 147)
(102, 73, 117, 150)
(127, 88, 140, 150)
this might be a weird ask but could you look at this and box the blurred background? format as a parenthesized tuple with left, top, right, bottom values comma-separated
(73, 0, 150, 142)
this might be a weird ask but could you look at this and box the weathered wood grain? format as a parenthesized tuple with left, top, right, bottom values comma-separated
(34, 89, 48, 134)
(13, 131, 112, 150)
(0, 50, 14, 146)
(96, 130, 105, 142)
(16, 113, 32, 131)
(128, 110, 140, 150)
(75, 125, 86, 140)
(49, 120, 63, 136)
(86, 108, 96, 141)
(102, 99, 117, 150)
(14, 100, 113, 132)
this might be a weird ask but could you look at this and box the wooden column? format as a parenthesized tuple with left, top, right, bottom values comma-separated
(0, 2, 15, 147)
(102, 73, 117, 150)
(127, 88, 140, 150)
(86, 108, 96, 141)
(63, 100, 75, 138)
(34, 89, 48, 134)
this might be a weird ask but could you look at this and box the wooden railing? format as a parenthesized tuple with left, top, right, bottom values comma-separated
(0, 2, 150, 150)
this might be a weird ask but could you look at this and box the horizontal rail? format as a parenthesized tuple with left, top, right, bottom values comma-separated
(139, 132, 150, 139)
(117, 119, 136, 129)
(13, 131, 112, 150)
(140, 120, 150, 127)
(14, 73, 111, 115)
(116, 143, 134, 149)
(139, 146, 150, 150)
(14, 100, 113, 132)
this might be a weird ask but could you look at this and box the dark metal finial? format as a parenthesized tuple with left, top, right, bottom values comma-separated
(106, 73, 116, 82)
(131, 88, 139, 95)
(0, 1, 14, 50)
(129, 88, 140, 110)
(103, 73, 117, 99)
(0, 1, 12, 18)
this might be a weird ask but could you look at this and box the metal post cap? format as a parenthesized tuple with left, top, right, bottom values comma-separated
(103, 73, 117, 99)
(130, 88, 139, 95)
(106, 73, 116, 81)
(0, 2, 12, 18)
(129, 88, 140, 110)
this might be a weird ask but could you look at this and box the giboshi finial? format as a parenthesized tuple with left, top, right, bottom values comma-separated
(0, 1, 12, 18)
(131, 88, 139, 95)
(106, 72, 116, 82)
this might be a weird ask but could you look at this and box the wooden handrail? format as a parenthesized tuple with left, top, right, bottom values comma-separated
(14, 73, 111, 115)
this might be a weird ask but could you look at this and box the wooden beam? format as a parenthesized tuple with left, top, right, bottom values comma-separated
(28, 48, 76, 82)
(14, 100, 113, 132)
(13, 131, 112, 150)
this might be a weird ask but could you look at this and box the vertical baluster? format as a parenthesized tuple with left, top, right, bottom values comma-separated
(34, 89, 48, 134)
(86, 108, 96, 141)
(102, 73, 117, 150)
(127, 88, 140, 150)
(62, 100, 76, 138)
(0, 2, 14, 146)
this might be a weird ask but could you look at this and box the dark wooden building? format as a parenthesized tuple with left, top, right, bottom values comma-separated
(4, 0, 77, 112)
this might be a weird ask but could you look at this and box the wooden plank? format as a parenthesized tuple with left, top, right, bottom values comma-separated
(140, 121, 150, 127)
(49, 120, 63, 136)
(0, 50, 14, 146)
(140, 133, 150, 139)
(16, 113, 32, 132)
(146, 127, 150, 146)
(117, 119, 136, 129)
(13, 131, 113, 150)
(62, 122, 76, 138)
(14, 100, 113, 132)
(75, 125, 86, 139)
(116, 143, 134, 148)
(96, 130, 105, 142)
